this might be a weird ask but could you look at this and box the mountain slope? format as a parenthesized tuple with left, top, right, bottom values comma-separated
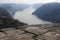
(32, 2, 60, 23)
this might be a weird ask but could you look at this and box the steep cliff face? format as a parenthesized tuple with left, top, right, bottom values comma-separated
(32, 3, 60, 23)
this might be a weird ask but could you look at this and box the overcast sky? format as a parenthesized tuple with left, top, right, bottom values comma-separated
(0, 0, 60, 4)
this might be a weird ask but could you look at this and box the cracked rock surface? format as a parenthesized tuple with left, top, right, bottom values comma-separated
(0, 16, 60, 40)
(0, 24, 60, 40)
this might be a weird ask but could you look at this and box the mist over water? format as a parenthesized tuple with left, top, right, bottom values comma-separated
(14, 7, 51, 25)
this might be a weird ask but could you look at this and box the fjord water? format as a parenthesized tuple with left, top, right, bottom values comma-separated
(14, 7, 51, 25)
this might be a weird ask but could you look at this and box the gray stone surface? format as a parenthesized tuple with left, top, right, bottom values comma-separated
(0, 24, 60, 40)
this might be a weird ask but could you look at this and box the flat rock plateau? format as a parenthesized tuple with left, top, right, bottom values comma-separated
(0, 23, 60, 40)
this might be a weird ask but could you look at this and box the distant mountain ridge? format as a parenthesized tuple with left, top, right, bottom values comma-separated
(32, 3, 44, 9)
(0, 3, 30, 16)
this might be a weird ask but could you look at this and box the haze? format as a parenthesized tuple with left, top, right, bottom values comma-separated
(0, 0, 59, 4)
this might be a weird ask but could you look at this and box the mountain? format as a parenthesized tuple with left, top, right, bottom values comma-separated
(0, 3, 15, 16)
(32, 3, 44, 9)
(32, 2, 60, 23)
(0, 7, 13, 18)
(14, 4, 30, 11)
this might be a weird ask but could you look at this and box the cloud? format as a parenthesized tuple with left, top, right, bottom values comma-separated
(0, 0, 59, 4)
